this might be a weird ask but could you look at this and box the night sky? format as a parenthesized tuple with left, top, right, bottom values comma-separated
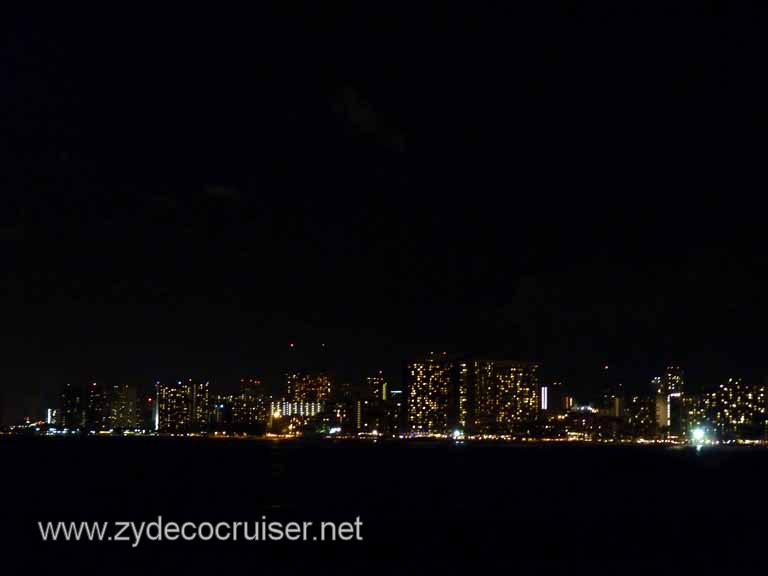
(3, 2, 768, 423)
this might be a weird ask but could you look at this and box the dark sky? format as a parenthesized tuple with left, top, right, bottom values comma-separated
(3, 2, 768, 423)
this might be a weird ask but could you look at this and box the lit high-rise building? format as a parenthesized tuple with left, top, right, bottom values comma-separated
(108, 384, 137, 430)
(406, 355, 541, 436)
(85, 383, 109, 431)
(406, 354, 458, 436)
(653, 366, 685, 438)
(233, 378, 270, 426)
(159, 382, 190, 432)
(286, 371, 332, 403)
(158, 379, 211, 432)
(624, 395, 656, 438)
(471, 360, 541, 435)
(713, 379, 766, 437)
(686, 378, 767, 440)
(458, 361, 470, 430)
(386, 389, 406, 437)
(187, 380, 210, 428)
(355, 398, 382, 434)
(683, 393, 707, 434)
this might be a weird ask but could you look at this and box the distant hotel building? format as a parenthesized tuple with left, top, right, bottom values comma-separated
(624, 395, 656, 438)
(349, 371, 391, 435)
(58, 382, 140, 431)
(265, 371, 333, 431)
(386, 389, 406, 436)
(685, 378, 767, 440)
(470, 360, 540, 435)
(107, 384, 137, 430)
(159, 382, 189, 432)
(158, 379, 211, 432)
(653, 366, 685, 438)
(406, 354, 460, 435)
(286, 371, 332, 403)
(85, 382, 109, 431)
(232, 378, 270, 427)
(406, 354, 541, 436)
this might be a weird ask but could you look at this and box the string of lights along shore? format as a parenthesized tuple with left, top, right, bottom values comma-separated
(6, 346, 768, 445)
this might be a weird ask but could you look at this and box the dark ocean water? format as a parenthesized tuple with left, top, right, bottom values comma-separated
(1, 438, 766, 575)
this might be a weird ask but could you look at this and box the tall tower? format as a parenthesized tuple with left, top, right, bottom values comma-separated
(158, 381, 190, 432)
(108, 384, 137, 429)
(406, 353, 458, 436)
(85, 382, 109, 431)
(653, 366, 685, 438)
(234, 377, 270, 426)
(187, 380, 210, 429)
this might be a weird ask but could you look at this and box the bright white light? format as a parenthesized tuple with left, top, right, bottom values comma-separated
(692, 428, 706, 443)
(452, 429, 463, 440)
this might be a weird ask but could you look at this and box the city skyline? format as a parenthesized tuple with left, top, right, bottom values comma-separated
(5, 340, 768, 427)
(5, 356, 767, 446)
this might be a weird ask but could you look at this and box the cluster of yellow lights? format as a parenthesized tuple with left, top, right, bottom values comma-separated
(157, 380, 210, 431)
(285, 372, 332, 404)
(473, 361, 540, 433)
(686, 378, 767, 433)
(270, 401, 323, 418)
(407, 360, 453, 434)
